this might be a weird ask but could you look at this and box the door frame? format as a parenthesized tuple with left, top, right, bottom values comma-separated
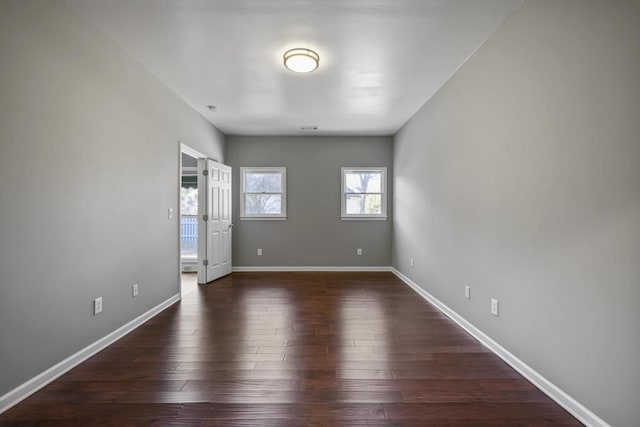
(178, 142, 206, 292)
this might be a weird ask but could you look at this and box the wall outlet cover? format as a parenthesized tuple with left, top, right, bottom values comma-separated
(93, 297, 103, 315)
(491, 298, 499, 316)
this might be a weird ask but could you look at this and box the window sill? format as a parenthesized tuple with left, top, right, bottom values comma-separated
(341, 216, 388, 221)
(240, 216, 287, 221)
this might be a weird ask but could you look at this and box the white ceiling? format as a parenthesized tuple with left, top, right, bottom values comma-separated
(67, 0, 521, 136)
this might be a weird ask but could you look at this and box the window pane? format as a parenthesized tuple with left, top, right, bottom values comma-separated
(345, 172, 382, 193)
(245, 172, 282, 193)
(245, 194, 282, 215)
(346, 194, 382, 215)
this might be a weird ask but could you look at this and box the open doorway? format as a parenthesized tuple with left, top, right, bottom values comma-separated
(179, 144, 204, 296)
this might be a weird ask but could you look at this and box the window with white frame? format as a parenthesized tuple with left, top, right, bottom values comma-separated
(341, 167, 387, 219)
(240, 167, 287, 219)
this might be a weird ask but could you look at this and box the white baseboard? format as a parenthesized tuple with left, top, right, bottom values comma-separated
(0, 293, 181, 415)
(2, 269, 608, 427)
(391, 268, 609, 427)
(232, 266, 392, 272)
(181, 258, 197, 273)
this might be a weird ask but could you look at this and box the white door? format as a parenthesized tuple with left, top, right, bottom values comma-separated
(197, 159, 232, 283)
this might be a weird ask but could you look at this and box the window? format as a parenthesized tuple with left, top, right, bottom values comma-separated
(240, 167, 286, 219)
(341, 167, 387, 219)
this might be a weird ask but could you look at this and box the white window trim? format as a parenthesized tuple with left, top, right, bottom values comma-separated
(341, 166, 387, 220)
(240, 167, 287, 220)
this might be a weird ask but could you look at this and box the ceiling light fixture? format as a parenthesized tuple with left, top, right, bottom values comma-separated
(283, 48, 319, 73)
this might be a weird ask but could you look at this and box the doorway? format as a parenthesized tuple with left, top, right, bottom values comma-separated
(179, 145, 233, 293)
(179, 143, 204, 296)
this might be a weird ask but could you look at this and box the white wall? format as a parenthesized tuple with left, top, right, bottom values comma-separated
(0, 0, 224, 396)
(392, 1, 640, 426)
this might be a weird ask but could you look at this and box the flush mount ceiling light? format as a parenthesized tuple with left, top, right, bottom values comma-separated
(283, 48, 319, 73)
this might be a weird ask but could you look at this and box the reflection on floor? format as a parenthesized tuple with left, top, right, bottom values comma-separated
(0, 272, 581, 425)
(181, 272, 198, 296)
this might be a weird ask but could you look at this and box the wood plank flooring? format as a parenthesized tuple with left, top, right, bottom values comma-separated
(0, 272, 582, 426)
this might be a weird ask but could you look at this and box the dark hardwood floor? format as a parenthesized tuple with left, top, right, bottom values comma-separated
(0, 272, 582, 426)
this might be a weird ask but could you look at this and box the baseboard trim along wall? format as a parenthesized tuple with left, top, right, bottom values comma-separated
(232, 266, 393, 272)
(0, 269, 609, 426)
(0, 293, 181, 415)
(390, 268, 609, 427)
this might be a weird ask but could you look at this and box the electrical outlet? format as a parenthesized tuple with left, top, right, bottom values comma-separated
(356, 248, 363, 256)
(410, 257, 414, 267)
(465, 285, 471, 299)
(168, 208, 174, 219)
(132, 283, 139, 297)
(257, 248, 262, 256)
(94, 297, 103, 315)
(491, 298, 499, 316)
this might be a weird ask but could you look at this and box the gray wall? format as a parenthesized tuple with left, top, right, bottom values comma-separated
(0, 0, 224, 396)
(226, 136, 393, 267)
(392, 1, 640, 426)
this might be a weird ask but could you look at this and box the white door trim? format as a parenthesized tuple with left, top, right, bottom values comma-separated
(178, 142, 206, 286)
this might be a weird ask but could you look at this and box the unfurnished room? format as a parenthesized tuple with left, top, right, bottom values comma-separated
(0, 1, 639, 426)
